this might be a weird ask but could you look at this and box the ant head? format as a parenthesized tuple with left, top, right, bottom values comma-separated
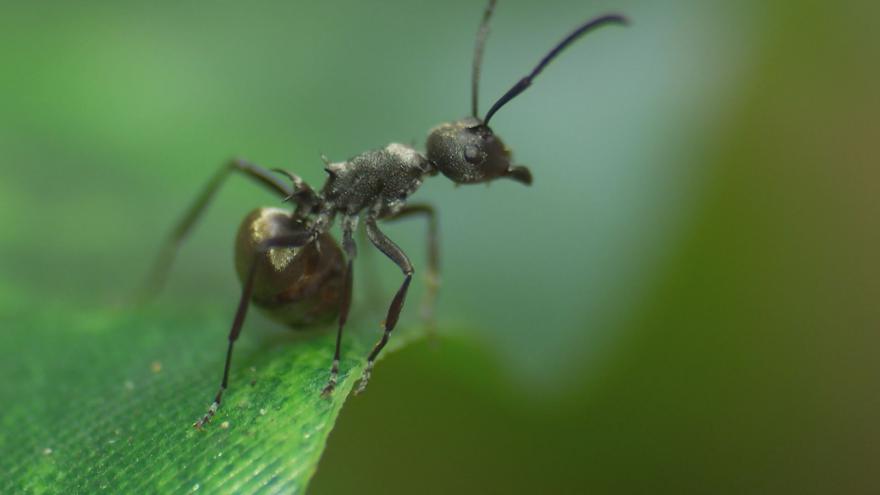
(426, 117, 531, 185)
(430, 0, 626, 186)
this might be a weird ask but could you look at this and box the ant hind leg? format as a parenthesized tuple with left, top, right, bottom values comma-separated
(135, 158, 295, 304)
(192, 258, 257, 429)
(193, 231, 314, 429)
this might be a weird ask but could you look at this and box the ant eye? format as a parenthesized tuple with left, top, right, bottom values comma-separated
(464, 144, 481, 164)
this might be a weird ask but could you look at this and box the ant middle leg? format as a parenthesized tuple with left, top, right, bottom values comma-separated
(137, 158, 315, 303)
(384, 203, 439, 325)
(356, 216, 414, 395)
(321, 215, 358, 397)
(193, 231, 314, 429)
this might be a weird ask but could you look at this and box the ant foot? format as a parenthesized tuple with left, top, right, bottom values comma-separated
(354, 361, 374, 395)
(193, 400, 219, 430)
(321, 360, 339, 398)
(321, 382, 336, 397)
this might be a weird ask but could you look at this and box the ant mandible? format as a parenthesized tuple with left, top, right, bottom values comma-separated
(139, 0, 627, 429)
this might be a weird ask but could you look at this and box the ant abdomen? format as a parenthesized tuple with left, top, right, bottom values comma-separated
(234, 208, 345, 327)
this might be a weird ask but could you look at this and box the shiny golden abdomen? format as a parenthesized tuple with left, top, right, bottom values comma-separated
(234, 208, 345, 328)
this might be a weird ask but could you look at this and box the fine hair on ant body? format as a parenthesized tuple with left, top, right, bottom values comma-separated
(139, 0, 627, 429)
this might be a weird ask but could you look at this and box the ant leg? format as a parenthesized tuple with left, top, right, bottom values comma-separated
(356, 217, 414, 395)
(193, 232, 313, 429)
(192, 257, 257, 429)
(136, 158, 295, 303)
(321, 215, 358, 397)
(270, 168, 321, 215)
(384, 204, 439, 325)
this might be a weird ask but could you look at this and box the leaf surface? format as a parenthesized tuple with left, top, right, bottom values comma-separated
(0, 286, 422, 494)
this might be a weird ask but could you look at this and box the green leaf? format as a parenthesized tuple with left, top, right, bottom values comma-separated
(0, 284, 425, 494)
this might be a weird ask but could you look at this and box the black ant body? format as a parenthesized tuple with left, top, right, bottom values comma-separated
(140, 0, 627, 429)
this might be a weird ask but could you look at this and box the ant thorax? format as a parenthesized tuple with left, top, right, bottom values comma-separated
(319, 143, 436, 218)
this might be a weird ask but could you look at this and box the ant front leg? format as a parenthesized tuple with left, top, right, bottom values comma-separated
(193, 231, 313, 429)
(321, 215, 357, 397)
(356, 216, 414, 395)
(385, 203, 439, 326)
(136, 158, 295, 303)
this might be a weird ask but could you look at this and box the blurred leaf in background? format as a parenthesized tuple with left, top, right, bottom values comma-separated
(1, 0, 878, 493)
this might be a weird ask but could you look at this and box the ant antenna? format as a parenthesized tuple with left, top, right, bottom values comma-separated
(471, 0, 498, 118)
(482, 13, 628, 126)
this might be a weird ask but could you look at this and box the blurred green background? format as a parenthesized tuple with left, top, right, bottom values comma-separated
(1, 0, 878, 493)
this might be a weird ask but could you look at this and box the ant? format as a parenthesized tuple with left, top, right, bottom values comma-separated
(139, 0, 627, 429)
